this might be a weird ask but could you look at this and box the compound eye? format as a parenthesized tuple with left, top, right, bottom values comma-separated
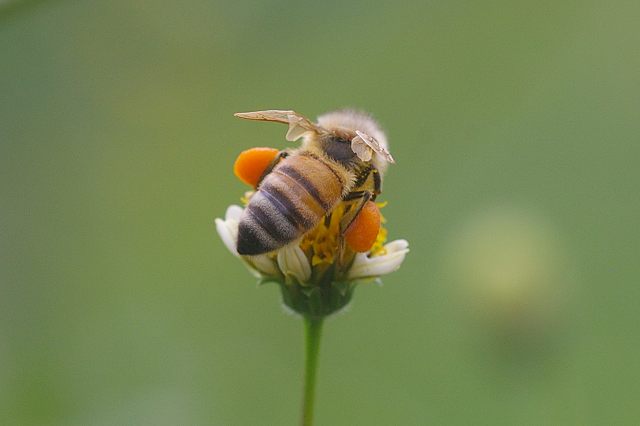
(344, 201, 381, 252)
(233, 147, 280, 188)
(323, 137, 357, 164)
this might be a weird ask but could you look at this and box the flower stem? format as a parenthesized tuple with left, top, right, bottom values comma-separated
(301, 315, 323, 426)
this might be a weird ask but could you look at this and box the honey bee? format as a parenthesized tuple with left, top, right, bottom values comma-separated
(234, 109, 394, 255)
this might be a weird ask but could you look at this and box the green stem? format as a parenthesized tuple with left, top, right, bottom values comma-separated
(301, 315, 324, 426)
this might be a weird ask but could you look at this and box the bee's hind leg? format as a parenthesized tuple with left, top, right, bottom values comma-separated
(339, 164, 381, 233)
(339, 190, 372, 235)
(350, 165, 382, 201)
(371, 168, 381, 200)
(256, 151, 289, 187)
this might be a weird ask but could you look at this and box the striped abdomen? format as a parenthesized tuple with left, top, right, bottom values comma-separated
(237, 153, 345, 255)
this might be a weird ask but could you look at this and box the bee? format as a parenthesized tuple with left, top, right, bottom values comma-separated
(234, 109, 394, 255)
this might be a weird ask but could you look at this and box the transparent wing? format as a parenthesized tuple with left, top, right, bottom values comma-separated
(354, 130, 395, 163)
(350, 137, 373, 162)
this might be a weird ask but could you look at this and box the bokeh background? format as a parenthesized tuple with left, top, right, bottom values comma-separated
(2, 0, 639, 424)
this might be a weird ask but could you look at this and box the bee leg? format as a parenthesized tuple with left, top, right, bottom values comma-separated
(351, 166, 382, 201)
(342, 190, 367, 201)
(324, 212, 332, 227)
(339, 191, 372, 235)
(352, 165, 372, 188)
(371, 167, 381, 201)
(256, 151, 289, 187)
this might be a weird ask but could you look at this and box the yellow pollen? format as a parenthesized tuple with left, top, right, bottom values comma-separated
(299, 201, 389, 264)
(369, 226, 388, 257)
(300, 203, 345, 266)
(369, 204, 388, 256)
(240, 191, 254, 206)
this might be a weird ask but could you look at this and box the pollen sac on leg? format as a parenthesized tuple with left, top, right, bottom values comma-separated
(233, 147, 280, 188)
(344, 201, 381, 252)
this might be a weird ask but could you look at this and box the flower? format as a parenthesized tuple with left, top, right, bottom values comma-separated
(347, 239, 410, 281)
(223, 110, 408, 426)
(277, 245, 311, 283)
(214, 205, 242, 255)
(215, 197, 409, 317)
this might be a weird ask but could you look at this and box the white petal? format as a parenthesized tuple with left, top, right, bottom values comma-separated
(347, 239, 409, 280)
(384, 239, 409, 253)
(225, 205, 244, 221)
(247, 254, 279, 276)
(277, 244, 311, 283)
(215, 217, 239, 257)
(215, 205, 246, 257)
(216, 205, 280, 278)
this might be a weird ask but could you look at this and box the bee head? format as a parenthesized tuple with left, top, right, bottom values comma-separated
(317, 131, 358, 167)
(316, 109, 393, 174)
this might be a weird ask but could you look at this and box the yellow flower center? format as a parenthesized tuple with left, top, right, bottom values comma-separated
(301, 201, 389, 266)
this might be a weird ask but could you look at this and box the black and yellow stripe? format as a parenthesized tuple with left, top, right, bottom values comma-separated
(237, 153, 344, 255)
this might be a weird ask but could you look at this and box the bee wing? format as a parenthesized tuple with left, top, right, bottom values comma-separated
(234, 110, 325, 142)
(350, 136, 373, 162)
(353, 130, 395, 163)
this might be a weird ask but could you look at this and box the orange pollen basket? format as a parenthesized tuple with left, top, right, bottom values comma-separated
(344, 201, 381, 252)
(233, 147, 279, 188)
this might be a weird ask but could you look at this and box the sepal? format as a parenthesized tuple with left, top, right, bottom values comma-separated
(278, 280, 356, 317)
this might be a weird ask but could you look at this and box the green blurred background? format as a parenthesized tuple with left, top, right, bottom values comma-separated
(2, 0, 639, 424)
